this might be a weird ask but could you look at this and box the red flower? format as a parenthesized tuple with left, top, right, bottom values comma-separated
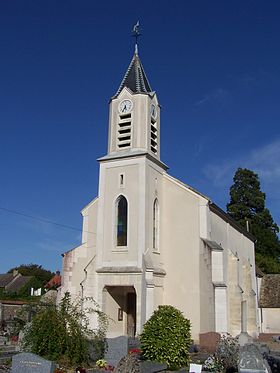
(128, 348, 141, 355)
(75, 367, 87, 373)
(105, 364, 114, 371)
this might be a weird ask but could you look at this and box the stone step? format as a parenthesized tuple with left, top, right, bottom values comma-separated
(0, 352, 17, 360)
(0, 348, 18, 364)
(0, 346, 16, 353)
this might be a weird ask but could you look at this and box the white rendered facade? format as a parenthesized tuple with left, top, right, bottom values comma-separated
(60, 49, 259, 341)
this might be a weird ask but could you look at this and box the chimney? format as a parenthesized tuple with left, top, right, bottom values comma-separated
(13, 269, 19, 277)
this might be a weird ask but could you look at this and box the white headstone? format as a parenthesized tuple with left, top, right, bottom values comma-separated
(189, 363, 202, 373)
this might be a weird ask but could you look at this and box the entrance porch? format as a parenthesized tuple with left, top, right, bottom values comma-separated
(103, 285, 137, 337)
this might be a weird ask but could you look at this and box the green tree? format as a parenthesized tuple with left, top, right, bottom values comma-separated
(8, 264, 54, 287)
(227, 168, 280, 273)
(21, 292, 108, 366)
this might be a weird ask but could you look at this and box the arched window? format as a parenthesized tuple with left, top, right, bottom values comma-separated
(117, 196, 128, 246)
(153, 198, 159, 250)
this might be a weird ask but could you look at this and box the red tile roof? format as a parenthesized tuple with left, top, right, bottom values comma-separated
(45, 272, 61, 289)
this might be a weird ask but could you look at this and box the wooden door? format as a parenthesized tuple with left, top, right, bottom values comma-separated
(126, 292, 136, 337)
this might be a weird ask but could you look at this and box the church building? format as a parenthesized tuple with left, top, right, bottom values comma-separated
(60, 43, 259, 342)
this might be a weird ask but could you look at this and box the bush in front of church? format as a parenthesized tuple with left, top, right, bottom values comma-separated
(139, 305, 191, 370)
(21, 292, 109, 367)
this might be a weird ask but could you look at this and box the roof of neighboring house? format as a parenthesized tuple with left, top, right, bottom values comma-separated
(45, 271, 61, 289)
(0, 274, 14, 287)
(5, 275, 33, 293)
(259, 274, 280, 308)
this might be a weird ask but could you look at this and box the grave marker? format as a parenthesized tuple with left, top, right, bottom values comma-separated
(238, 344, 270, 373)
(12, 352, 56, 373)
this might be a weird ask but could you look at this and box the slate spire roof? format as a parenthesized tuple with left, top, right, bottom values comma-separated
(115, 47, 152, 97)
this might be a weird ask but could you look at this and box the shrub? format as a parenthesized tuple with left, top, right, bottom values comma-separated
(139, 305, 191, 370)
(21, 292, 108, 366)
(215, 334, 239, 372)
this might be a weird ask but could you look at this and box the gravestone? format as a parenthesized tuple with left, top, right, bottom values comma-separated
(114, 353, 140, 373)
(105, 336, 129, 367)
(139, 360, 167, 372)
(238, 344, 271, 373)
(12, 352, 56, 373)
(114, 354, 167, 373)
(266, 353, 280, 373)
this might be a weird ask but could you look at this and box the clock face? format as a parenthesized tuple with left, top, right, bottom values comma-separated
(119, 99, 133, 114)
(151, 103, 157, 119)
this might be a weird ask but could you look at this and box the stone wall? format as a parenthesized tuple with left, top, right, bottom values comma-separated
(0, 302, 27, 331)
(199, 331, 221, 353)
(258, 333, 280, 342)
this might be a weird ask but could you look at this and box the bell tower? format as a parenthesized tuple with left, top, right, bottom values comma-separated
(94, 31, 167, 336)
(106, 46, 161, 162)
(96, 40, 167, 264)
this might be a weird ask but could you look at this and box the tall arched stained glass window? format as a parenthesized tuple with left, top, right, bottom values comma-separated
(117, 196, 128, 246)
(153, 198, 159, 250)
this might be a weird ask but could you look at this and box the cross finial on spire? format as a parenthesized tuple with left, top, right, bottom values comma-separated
(132, 21, 141, 54)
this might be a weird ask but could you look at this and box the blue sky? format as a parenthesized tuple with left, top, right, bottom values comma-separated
(0, 1, 279, 273)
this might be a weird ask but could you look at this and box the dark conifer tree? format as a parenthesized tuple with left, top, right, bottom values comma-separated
(227, 168, 280, 273)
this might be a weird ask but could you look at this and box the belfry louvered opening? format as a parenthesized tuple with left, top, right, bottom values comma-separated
(118, 114, 131, 149)
(150, 118, 157, 154)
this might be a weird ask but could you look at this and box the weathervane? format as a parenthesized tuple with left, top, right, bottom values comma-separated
(132, 21, 141, 54)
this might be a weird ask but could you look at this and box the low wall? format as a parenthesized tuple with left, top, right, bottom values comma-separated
(258, 333, 280, 342)
(199, 332, 221, 353)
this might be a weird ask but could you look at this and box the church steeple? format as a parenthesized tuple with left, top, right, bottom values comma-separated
(102, 24, 166, 168)
(114, 51, 153, 97)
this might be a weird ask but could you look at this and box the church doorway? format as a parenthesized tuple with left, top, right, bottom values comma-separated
(126, 291, 136, 336)
(104, 286, 136, 337)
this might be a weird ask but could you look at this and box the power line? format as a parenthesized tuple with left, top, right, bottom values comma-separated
(0, 206, 95, 235)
